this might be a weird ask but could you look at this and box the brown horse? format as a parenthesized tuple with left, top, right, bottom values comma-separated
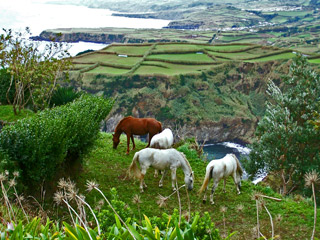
(112, 116, 162, 155)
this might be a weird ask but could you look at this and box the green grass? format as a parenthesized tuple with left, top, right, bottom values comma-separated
(246, 52, 296, 62)
(208, 50, 258, 60)
(0, 105, 35, 122)
(74, 53, 142, 66)
(69, 43, 311, 76)
(308, 58, 320, 64)
(135, 62, 217, 75)
(204, 45, 253, 52)
(76, 132, 317, 240)
(154, 44, 203, 52)
(146, 53, 214, 63)
(103, 45, 152, 55)
(86, 66, 130, 74)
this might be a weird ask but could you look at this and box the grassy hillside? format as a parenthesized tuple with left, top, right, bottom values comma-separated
(70, 42, 297, 77)
(68, 42, 299, 143)
(74, 132, 317, 239)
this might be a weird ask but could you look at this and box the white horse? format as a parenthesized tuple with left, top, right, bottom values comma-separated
(150, 128, 174, 178)
(150, 128, 174, 149)
(129, 148, 194, 193)
(199, 154, 243, 204)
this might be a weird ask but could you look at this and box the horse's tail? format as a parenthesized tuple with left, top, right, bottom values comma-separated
(129, 152, 142, 179)
(199, 164, 214, 194)
(233, 154, 243, 176)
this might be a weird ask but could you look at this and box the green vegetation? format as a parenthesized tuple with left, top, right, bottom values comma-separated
(0, 105, 35, 122)
(0, 95, 113, 186)
(71, 132, 317, 239)
(245, 55, 320, 196)
(70, 42, 297, 77)
(0, 28, 72, 113)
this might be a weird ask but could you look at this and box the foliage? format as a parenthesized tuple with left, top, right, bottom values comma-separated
(96, 188, 135, 232)
(0, 68, 14, 105)
(0, 95, 113, 186)
(244, 55, 320, 195)
(0, 217, 64, 239)
(50, 86, 82, 107)
(0, 28, 72, 114)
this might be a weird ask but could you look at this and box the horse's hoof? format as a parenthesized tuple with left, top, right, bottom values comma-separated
(159, 184, 163, 188)
(203, 199, 206, 204)
(210, 201, 215, 205)
(126, 152, 129, 155)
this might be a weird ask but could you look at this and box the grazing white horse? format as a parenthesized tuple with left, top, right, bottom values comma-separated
(150, 128, 174, 149)
(150, 128, 174, 178)
(199, 154, 243, 204)
(129, 148, 194, 193)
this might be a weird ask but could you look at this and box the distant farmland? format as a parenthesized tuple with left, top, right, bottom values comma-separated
(70, 42, 316, 78)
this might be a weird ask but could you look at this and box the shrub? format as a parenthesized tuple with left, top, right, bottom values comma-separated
(0, 95, 113, 185)
(49, 86, 82, 107)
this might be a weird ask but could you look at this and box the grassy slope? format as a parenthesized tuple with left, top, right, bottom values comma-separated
(76, 132, 317, 240)
(71, 43, 298, 77)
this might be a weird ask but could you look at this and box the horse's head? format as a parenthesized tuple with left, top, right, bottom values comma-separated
(184, 171, 194, 191)
(112, 134, 120, 149)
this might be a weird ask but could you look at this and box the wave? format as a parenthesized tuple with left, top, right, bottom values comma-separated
(204, 141, 251, 155)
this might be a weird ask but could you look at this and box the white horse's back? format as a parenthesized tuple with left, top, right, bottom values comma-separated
(200, 154, 243, 204)
(138, 148, 180, 170)
(207, 154, 238, 177)
(150, 128, 174, 149)
(129, 148, 194, 192)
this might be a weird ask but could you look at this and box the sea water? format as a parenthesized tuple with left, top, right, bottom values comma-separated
(0, 0, 171, 56)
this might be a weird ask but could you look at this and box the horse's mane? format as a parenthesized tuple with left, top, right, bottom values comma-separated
(114, 116, 133, 132)
(178, 151, 193, 176)
(232, 154, 243, 176)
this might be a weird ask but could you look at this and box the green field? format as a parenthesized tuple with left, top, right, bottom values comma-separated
(146, 53, 214, 63)
(136, 61, 218, 75)
(102, 45, 152, 55)
(71, 42, 307, 78)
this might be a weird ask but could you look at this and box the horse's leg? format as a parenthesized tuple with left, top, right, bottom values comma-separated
(146, 133, 154, 148)
(131, 135, 135, 150)
(126, 133, 131, 155)
(140, 168, 148, 193)
(210, 181, 219, 205)
(223, 178, 226, 193)
(159, 170, 167, 188)
(232, 173, 241, 194)
(154, 169, 158, 178)
(170, 168, 177, 191)
(202, 185, 209, 204)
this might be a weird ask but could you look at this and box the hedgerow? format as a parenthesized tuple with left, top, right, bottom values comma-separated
(0, 95, 113, 185)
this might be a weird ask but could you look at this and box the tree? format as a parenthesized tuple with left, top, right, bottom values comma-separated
(244, 55, 320, 195)
(0, 28, 72, 113)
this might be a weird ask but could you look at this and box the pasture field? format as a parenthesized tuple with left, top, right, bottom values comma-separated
(75, 132, 317, 240)
(86, 66, 130, 74)
(71, 42, 310, 78)
(102, 45, 152, 55)
(74, 53, 142, 66)
(136, 62, 218, 75)
(146, 53, 215, 63)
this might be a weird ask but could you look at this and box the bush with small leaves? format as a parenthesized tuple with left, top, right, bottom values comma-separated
(0, 95, 113, 186)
